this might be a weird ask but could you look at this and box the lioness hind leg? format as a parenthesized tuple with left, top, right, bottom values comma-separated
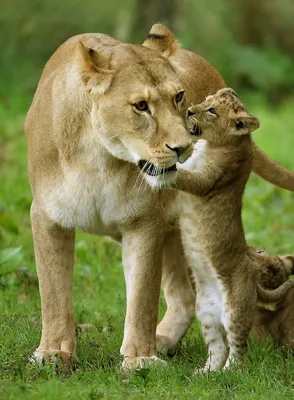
(156, 230, 195, 355)
(30, 202, 77, 371)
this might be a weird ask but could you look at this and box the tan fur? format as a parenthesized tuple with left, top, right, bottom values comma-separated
(173, 88, 294, 371)
(25, 24, 294, 370)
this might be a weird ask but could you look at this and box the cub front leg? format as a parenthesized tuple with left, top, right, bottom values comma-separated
(174, 169, 222, 196)
(120, 217, 167, 371)
(30, 201, 76, 371)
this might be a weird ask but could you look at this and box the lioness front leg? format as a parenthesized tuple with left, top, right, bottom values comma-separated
(120, 217, 166, 370)
(30, 201, 76, 371)
(156, 229, 195, 355)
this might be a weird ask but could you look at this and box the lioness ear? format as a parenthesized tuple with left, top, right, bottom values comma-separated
(143, 24, 180, 58)
(75, 42, 115, 95)
(232, 114, 260, 135)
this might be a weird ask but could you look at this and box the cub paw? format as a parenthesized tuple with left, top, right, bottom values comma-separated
(194, 365, 216, 374)
(194, 360, 223, 374)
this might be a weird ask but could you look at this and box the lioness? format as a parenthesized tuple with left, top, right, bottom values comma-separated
(25, 24, 294, 370)
(170, 88, 294, 371)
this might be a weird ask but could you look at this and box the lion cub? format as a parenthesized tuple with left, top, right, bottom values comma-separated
(249, 247, 294, 349)
(175, 88, 294, 371)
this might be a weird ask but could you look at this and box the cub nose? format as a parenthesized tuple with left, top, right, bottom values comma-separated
(187, 109, 195, 117)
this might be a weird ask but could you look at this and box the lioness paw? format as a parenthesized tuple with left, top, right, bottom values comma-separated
(29, 349, 77, 373)
(122, 355, 167, 372)
(156, 334, 178, 356)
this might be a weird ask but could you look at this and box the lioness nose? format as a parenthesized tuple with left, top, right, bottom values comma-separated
(166, 144, 188, 157)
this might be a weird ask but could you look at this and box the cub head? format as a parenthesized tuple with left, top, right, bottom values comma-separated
(247, 247, 294, 311)
(186, 88, 260, 145)
(75, 24, 193, 188)
(248, 246, 294, 290)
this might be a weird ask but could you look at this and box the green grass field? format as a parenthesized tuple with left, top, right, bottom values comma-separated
(1, 97, 294, 399)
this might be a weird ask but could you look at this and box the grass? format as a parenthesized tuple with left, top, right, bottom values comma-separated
(1, 97, 294, 399)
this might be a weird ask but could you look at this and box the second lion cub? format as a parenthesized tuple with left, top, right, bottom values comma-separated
(174, 88, 294, 371)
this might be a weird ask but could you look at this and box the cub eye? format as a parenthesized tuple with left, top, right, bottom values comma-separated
(235, 120, 245, 129)
(256, 248, 265, 254)
(207, 107, 216, 115)
(134, 101, 149, 112)
(175, 91, 184, 103)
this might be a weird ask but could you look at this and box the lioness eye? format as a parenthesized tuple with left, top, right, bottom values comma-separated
(134, 101, 149, 112)
(207, 107, 216, 115)
(175, 91, 184, 103)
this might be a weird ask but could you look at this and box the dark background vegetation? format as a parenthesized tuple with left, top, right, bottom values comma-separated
(1, 1, 294, 399)
(1, 0, 294, 114)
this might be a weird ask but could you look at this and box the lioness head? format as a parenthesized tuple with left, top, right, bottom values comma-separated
(186, 88, 260, 145)
(75, 24, 193, 188)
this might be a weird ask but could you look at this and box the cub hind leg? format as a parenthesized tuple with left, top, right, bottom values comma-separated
(196, 277, 228, 371)
(190, 257, 228, 371)
(222, 266, 257, 368)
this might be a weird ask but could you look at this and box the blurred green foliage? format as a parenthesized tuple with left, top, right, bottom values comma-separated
(1, 0, 294, 114)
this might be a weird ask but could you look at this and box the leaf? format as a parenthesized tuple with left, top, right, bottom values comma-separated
(0, 246, 22, 265)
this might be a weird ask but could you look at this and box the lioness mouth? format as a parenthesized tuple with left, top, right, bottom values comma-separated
(190, 124, 202, 136)
(138, 160, 177, 176)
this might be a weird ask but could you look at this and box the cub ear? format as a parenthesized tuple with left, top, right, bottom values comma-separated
(279, 255, 294, 276)
(232, 114, 260, 135)
(143, 24, 180, 58)
(75, 42, 115, 96)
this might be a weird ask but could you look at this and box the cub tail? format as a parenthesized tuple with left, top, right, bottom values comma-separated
(257, 279, 294, 303)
